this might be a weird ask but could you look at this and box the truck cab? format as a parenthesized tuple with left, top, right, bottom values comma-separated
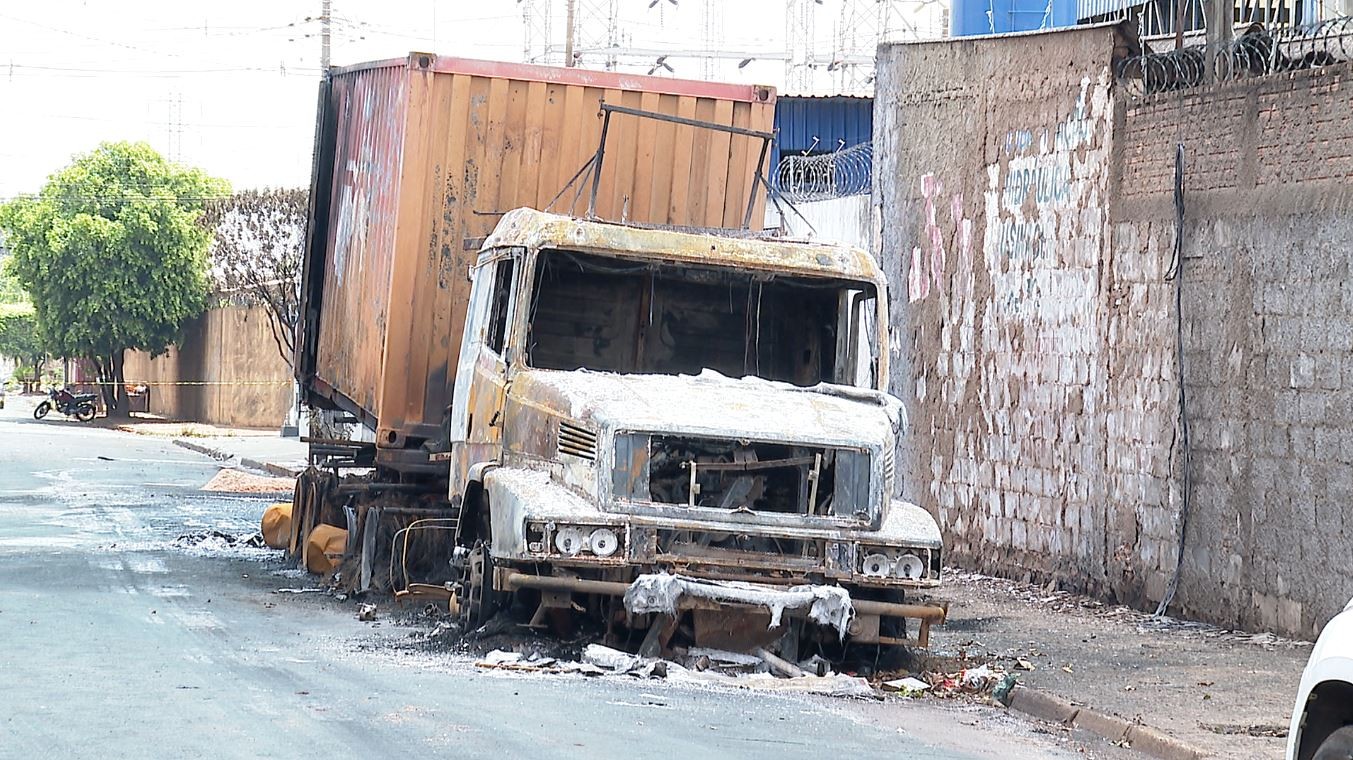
(445, 208, 943, 654)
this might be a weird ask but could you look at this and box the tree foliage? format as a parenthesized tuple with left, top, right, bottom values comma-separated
(201, 187, 306, 367)
(0, 141, 228, 413)
(0, 259, 28, 305)
(0, 303, 46, 385)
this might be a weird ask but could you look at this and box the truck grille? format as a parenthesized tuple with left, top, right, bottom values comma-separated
(618, 434, 870, 518)
(558, 421, 598, 461)
(884, 446, 895, 494)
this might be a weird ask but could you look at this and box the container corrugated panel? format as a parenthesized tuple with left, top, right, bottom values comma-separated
(300, 53, 776, 465)
(307, 62, 408, 422)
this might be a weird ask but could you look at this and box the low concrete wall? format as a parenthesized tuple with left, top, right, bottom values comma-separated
(124, 305, 292, 429)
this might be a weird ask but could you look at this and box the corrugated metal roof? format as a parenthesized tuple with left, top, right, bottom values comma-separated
(771, 95, 873, 185)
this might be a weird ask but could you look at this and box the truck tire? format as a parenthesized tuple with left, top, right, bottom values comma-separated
(461, 543, 500, 629)
(1315, 726, 1353, 760)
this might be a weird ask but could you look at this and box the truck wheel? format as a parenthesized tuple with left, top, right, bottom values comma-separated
(1315, 726, 1353, 760)
(461, 543, 499, 629)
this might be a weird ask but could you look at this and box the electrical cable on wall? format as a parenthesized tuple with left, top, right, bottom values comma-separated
(1156, 142, 1191, 617)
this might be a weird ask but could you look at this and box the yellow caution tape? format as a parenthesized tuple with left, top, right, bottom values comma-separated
(76, 380, 294, 386)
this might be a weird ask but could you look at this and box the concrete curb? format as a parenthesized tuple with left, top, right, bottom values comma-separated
(173, 439, 302, 478)
(1005, 685, 1207, 760)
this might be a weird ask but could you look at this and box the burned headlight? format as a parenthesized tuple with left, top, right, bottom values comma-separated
(858, 546, 932, 582)
(528, 521, 626, 560)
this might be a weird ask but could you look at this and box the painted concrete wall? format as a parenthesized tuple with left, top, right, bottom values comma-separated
(877, 25, 1353, 637)
(123, 305, 293, 429)
(767, 195, 874, 250)
(877, 25, 1128, 602)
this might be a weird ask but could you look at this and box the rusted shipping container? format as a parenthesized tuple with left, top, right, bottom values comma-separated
(297, 53, 776, 471)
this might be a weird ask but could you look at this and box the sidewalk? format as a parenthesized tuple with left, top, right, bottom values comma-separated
(104, 415, 308, 476)
(920, 571, 1311, 759)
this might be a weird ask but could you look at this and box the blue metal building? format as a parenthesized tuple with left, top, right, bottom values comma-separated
(950, 0, 1079, 36)
(772, 95, 873, 170)
(771, 95, 874, 198)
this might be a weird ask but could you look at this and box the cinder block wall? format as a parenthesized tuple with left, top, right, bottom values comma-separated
(877, 24, 1353, 637)
(1114, 68, 1353, 636)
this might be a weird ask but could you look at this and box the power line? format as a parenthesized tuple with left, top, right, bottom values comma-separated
(3, 63, 322, 78)
(0, 11, 188, 58)
(28, 112, 307, 130)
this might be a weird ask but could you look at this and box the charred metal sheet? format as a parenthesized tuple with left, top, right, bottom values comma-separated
(483, 208, 887, 288)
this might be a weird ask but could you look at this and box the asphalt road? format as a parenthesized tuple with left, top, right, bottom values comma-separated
(0, 399, 1111, 760)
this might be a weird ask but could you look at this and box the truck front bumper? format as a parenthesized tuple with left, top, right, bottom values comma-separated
(499, 569, 947, 647)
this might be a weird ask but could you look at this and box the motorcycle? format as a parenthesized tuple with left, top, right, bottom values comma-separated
(33, 388, 99, 423)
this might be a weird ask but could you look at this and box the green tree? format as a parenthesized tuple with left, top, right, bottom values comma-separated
(0, 265, 27, 305)
(0, 303, 46, 387)
(0, 141, 228, 415)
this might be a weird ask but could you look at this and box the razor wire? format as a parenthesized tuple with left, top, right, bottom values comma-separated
(1116, 16, 1353, 98)
(772, 142, 874, 203)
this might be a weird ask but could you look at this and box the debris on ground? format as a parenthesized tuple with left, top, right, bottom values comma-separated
(173, 530, 266, 550)
(936, 568, 1310, 758)
(357, 603, 377, 621)
(260, 502, 292, 549)
(881, 677, 932, 695)
(944, 569, 1313, 650)
(201, 468, 293, 494)
(462, 637, 882, 698)
(1199, 723, 1289, 737)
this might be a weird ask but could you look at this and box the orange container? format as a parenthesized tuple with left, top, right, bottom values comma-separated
(297, 54, 775, 471)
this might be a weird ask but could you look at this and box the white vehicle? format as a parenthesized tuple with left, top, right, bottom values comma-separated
(1288, 598, 1353, 760)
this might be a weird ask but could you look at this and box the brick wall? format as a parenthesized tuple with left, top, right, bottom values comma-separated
(1114, 64, 1353, 636)
(879, 26, 1353, 637)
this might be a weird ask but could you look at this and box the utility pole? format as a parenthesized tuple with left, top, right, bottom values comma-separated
(564, 0, 577, 66)
(1204, 0, 1230, 82)
(321, 0, 332, 71)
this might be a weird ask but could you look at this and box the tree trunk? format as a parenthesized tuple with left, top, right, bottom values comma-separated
(108, 348, 129, 418)
(92, 355, 116, 411)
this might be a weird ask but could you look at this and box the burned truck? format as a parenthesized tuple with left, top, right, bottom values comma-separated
(293, 52, 944, 658)
(445, 209, 945, 655)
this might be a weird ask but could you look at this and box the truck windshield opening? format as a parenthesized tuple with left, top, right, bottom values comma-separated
(525, 249, 876, 387)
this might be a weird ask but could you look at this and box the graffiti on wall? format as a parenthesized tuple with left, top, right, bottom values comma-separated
(908, 173, 974, 303)
(983, 75, 1108, 316)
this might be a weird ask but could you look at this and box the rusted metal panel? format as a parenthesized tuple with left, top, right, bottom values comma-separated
(306, 62, 408, 423)
(301, 52, 775, 465)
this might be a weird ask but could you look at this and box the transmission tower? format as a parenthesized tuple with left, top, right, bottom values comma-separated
(785, 0, 820, 93)
(520, 0, 554, 64)
(831, 0, 887, 93)
(521, 0, 619, 68)
(701, 0, 722, 80)
(576, 0, 621, 70)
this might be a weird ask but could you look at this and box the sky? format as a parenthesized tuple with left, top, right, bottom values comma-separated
(0, 0, 945, 199)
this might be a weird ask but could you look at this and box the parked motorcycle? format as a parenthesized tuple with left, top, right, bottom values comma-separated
(33, 388, 98, 423)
